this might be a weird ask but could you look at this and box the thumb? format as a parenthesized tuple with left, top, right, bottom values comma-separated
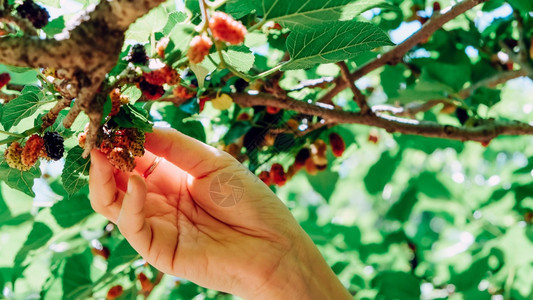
(117, 175, 152, 255)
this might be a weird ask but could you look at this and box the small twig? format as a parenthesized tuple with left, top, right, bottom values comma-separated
(457, 69, 528, 98)
(337, 61, 370, 114)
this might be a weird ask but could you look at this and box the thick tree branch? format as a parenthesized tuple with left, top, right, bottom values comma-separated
(232, 92, 533, 143)
(318, 0, 487, 105)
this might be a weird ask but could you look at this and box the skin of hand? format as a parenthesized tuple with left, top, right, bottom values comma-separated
(89, 127, 352, 299)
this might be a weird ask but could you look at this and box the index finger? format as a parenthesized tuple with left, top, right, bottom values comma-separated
(89, 149, 124, 222)
(145, 127, 232, 178)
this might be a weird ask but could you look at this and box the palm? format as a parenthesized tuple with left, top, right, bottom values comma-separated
(90, 129, 301, 294)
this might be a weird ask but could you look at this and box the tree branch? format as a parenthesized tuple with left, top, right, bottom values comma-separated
(232, 92, 533, 143)
(318, 0, 487, 105)
(337, 61, 370, 115)
(457, 69, 528, 98)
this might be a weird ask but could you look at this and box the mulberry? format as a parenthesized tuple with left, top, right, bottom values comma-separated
(137, 272, 154, 292)
(107, 148, 135, 172)
(258, 171, 271, 186)
(138, 78, 165, 100)
(269, 163, 287, 186)
(209, 12, 247, 45)
(106, 285, 124, 300)
(187, 35, 213, 64)
(128, 44, 148, 65)
(43, 132, 64, 160)
(16, 0, 49, 29)
(0, 73, 11, 89)
(328, 133, 345, 157)
(22, 134, 45, 167)
(109, 88, 122, 117)
(293, 148, 310, 170)
(156, 37, 170, 58)
(5, 142, 31, 171)
(172, 85, 195, 100)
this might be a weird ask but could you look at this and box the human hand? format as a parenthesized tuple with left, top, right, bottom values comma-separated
(89, 127, 351, 299)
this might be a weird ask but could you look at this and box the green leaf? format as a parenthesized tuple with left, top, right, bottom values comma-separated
(112, 104, 153, 132)
(251, 0, 398, 29)
(225, 0, 257, 18)
(126, 6, 169, 42)
(0, 160, 40, 197)
(62, 250, 93, 300)
(450, 256, 489, 292)
(162, 11, 188, 35)
(51, 194, 93, 228)
(168, 24, 195, 53)
(0, 185, 10, 221)
(417, 172, 451, 199)
(283, 21, 393, 70)
(189, 63, 212, 90)
(107, 239, 139, 271)
(386, 186, 418, 222)
(161, 106, 206, 142)
(42, 16, 65, 36)
(364, 150, 400, 194)
(14, 222, 53, 267)
(221, 46, 255, 73)
(1, 86, 49, 130)
(395, 135, 465, 154)
(372, 271, 421, 299)
(306, 169, 339, 202)
(469, 86, 501, 108)
(420, 62, 471, 92)
(61, 147, 90, 196)
(223, 121, 252, 145)
(507, 0, 533, 13)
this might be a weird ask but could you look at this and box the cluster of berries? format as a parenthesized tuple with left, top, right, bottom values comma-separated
(16, 0, 50, 29)
(4, 132, 64, 171)
(187, 11, 247, 64)
(80, 126, 145, 172)
(126, 44, 180, 101)
(257, 133, 346, 186)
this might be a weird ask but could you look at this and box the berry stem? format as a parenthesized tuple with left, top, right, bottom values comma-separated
(0, 126, 40, 145)
(197, 0, 210, 33)
(248, 19, 267, 32)
(250, 63, 285, 81)
(0, 130, 24, 138)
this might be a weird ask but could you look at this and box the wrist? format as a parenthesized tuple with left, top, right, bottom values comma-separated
(240, 230, 352, 300)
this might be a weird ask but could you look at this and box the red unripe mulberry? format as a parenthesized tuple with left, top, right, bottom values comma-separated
(209, 11, 247, 45)
(0, 73, 10, 89)
(270, 163, 287, 186)
(258, 171, 271, 186)
(188, 35, 213, 64)
(106, 285, 123, 300)
(328, 133, 345, 157)
(22, 134, 45, 167)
